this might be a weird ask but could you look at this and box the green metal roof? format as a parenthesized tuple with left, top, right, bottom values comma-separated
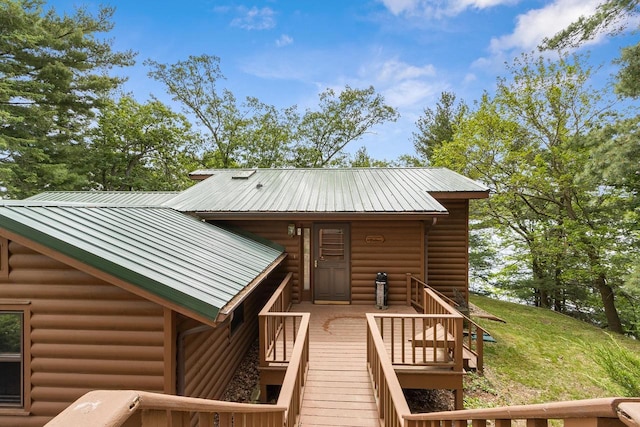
(26, 191, 181, 206)
(171, 168, 489, 214)
(0, 203, 285, 323)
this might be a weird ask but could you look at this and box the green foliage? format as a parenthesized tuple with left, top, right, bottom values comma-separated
(146, 55, 249, 169)
(591, 335, 640, 396)
(0, 313, 21, 353)
(412, 91, 467, 164)
(349, 146, 391, 168)
(0, 0, 135, 198)
(235, 98, 298, 168)
(148, 55, 398, 169)
(293, 85, 399, 168)
(541, 0, 640, 98)
(616, 42, 640, 98)
(469, 295, 640, 406)
(88, 95, 199, 190)
(434, 52, 638, 334)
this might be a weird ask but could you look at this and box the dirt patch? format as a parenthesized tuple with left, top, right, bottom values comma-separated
(404, 389, 455, 413)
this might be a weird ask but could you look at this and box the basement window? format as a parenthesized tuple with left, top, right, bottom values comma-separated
(230, 301, 245, 336)
(0, 303, 31, 414)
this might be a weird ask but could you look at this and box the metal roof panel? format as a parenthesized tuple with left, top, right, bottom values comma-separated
(26, 191, 181, 206)
(0, 205, 284, 322)
(168, 168, 487, 213)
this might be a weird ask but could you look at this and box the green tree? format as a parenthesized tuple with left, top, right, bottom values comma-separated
(293, 86, 399, 167)
(412, 91, 467, 164)
(349, 146, 390, 168)
(146, 55, 257, 169)
(0, 0, 134, 198)
(236, 98, 298, 168)
(434, 53, 633, 334)
(541, 0, 640, 98)
(88, 96, 198, 191)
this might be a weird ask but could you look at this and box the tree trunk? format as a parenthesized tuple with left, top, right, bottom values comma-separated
(596, 274, 624, 334)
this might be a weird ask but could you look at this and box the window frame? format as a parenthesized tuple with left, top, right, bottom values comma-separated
(229, 301, 245, 337)
(0, 301, 31, 415)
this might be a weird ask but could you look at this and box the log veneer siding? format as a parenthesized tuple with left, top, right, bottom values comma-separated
(0, 242, 165, 427)
(181, 276, 270, 401)
(221, 221, 301, 301)
(351, 221, 424, 305)
(427, 199, 470, 302)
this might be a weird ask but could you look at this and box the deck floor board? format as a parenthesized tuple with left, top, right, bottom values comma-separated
(294, 303, 415, 427)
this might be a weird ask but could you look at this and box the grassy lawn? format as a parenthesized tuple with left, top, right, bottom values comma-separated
(464, 294, 640, 408)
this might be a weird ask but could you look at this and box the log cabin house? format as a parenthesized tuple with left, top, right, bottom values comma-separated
(0, 167, 490, 426)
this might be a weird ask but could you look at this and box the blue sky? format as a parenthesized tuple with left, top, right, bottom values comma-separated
(47, 0, 636, 161)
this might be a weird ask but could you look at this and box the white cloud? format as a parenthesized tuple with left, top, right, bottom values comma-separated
(359, 58, 442, 108)
(376, 59, 436, 82)
(230, 6, 276, 30)
(379, 0, 516, 18)
(468, 0, 608, 73)
(275, 34, 293, 47)
(463, 73, 477, 84)
(383, 80, 439, 108)
(379, 0, 420, 15)
(489, 0, 602, 54)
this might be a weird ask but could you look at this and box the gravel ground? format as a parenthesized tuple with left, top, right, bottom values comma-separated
(222, 338, 454, 412)
(221, 340, 260, 403)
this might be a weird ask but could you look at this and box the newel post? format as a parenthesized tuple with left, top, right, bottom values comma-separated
(406, 273, 412, 306)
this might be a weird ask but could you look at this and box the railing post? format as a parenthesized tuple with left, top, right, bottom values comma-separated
(259, 314, 267, 368)
(406, 273, 412, 306)
(477, 324, 484, 375)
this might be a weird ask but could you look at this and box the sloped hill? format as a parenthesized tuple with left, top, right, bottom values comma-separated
(466, 295, 640, 408)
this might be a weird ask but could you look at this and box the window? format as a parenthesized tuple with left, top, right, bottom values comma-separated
(230, 301, 245, 336)
(318, 228, 345, 260)
(303, 228, 311, 292)
(0, 303, 30, 413)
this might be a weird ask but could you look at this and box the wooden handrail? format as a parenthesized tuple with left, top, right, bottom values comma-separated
(276, 313, 310, 427)
(366, 313, 411, 427)
(260, 272, 294, 316)
(407, 274, 459, 309)
(45, 390, 286, 427)
(407, 274, 486, 374)
(403, 397, 640, 426)
(260, 272, 294, 367)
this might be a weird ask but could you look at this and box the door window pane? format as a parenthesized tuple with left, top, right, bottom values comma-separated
(303, 228, 311, 291)
(319, 228, 344, 260)
(0, 312, 22, 406)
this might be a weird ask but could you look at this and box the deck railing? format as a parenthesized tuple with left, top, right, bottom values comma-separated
(260, 272, 296, 365)
(366, 313, 412, 427)
(408, 274, 485, 373)
(403, 397, 640, 426)
(276, 312, 310, 427)
(374, 313, 463, 369)
(45, 389, 286, 427)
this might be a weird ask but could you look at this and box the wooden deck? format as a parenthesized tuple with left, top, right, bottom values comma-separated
(293, 303, 416, 427)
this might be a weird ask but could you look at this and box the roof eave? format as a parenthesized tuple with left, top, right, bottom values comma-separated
(214, 252, 288, 323)
(429, 191, 490, 200)
(191, 211, 450, 221)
